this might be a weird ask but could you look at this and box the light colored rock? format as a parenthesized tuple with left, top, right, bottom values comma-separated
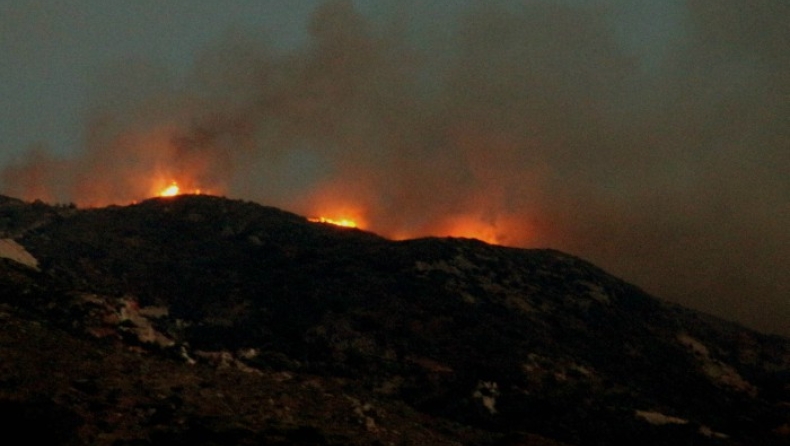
(635, 410, 688, 426)
(0, 238, 39, 270)
(678, 333, 757, 396)
(473, 381, 499, 415)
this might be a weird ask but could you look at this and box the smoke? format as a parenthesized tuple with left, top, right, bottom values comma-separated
(3, 0, 789, 336)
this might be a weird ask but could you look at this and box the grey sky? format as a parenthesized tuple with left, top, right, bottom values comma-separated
(2, 0, 328, 161)
(1, 0, 688, 162)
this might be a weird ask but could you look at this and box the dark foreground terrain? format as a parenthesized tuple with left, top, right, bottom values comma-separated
(0, 194, 788, 445)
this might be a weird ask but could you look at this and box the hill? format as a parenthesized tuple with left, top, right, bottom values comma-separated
(1, 194, 788, 445)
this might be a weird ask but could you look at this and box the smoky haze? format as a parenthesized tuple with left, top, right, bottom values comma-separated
(2, 0, 789, 336)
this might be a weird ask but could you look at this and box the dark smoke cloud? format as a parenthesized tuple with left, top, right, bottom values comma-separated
(3, 0, 789, 336)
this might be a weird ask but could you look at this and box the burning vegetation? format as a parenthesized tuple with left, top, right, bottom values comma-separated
(308, 216, 359, 228)
(156, 182, 204, 198)
(158, 182, 181, 197)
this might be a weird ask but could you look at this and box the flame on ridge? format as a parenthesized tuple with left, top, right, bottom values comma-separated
(155, 180, 204, 198)
(308, 216, 358, 228)
(159, 182, 181, 197)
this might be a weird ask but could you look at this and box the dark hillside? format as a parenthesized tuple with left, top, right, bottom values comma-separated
(0, 194, 788, 445)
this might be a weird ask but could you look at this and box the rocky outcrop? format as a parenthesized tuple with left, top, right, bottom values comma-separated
(0, 238, 38, 269)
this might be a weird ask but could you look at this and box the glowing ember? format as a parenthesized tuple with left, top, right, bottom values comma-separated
(308, 216, 358, 228)
(159, 182, 181, 197)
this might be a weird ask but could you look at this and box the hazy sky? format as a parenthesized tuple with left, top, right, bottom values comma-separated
(2, 0, 789, 336)
(1, 0, 685, 170)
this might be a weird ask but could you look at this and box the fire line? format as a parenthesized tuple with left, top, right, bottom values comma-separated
(308, 217, 358, 228)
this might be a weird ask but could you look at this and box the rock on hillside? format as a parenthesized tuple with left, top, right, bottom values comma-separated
(1, 194, 788, 445)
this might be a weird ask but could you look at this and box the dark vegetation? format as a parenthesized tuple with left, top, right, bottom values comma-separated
(0, 194, 788, 445)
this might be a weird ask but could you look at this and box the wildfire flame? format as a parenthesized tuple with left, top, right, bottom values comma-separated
(154, 180, 204, 198)
(308, 216, 358, 228)
(159, 182, 181, 197)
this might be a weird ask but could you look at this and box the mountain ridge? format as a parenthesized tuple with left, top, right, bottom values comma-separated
(0, 194, 788, 445)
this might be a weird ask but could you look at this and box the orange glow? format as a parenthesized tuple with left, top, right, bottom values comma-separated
(159, 182, 181, 197)
(308, 216, 359, 228)
(153, 179, 206, 199)
(433, 214, 508, 245)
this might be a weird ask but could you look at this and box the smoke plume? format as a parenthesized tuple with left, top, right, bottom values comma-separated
(3, 0, 789, 336)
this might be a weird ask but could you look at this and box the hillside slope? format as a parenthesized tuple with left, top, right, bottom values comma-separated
(1, 194, 788, 445)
